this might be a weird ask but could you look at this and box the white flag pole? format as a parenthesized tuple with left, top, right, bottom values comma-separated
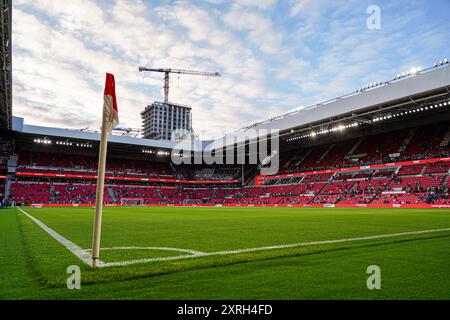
(91, 112, 110, 268)
(91, 73, 118, 268)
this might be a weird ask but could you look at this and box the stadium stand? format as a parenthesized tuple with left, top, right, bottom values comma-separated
(17, 151, 175, 178)
(3, 70, 450, 209)
(0, 137, 11, 206)
(8, 159, 449, 206)
(7, 121, 450, 207)
(278, 123, 450, 175)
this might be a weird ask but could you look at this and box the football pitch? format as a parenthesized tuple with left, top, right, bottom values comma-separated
(1, 206, 450, 299)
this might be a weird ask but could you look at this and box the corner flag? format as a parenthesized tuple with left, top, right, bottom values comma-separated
(103, 73, 119, 133)
(92, 73, 119, 268)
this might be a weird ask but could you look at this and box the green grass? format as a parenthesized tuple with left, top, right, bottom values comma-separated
(1, 206, 450, 299)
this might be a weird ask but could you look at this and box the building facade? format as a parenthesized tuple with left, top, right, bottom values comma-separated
(141, 101, 192, 140)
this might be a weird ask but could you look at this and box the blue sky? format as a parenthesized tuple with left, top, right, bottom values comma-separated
(12, 0, 450, 139)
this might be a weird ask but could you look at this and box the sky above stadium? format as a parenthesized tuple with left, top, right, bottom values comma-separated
(12, 0, 450, 139)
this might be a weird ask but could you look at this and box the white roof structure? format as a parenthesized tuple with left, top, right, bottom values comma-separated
(12, 117, 194, 151)
(211, 64, 450, 148)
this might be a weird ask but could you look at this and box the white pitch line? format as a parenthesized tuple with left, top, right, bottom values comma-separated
(17, 207, 99, 267)
(84, 246, 205, 255)
(103, 254, 203, 267)
(100, 227, 450, 268)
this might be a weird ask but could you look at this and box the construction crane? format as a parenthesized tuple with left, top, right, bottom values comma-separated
(139, 67, 221, 103)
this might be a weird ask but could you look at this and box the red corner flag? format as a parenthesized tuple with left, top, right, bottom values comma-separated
(103, 73, 119, 133)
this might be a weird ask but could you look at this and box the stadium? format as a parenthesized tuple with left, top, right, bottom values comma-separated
(1, 0, 450, 303)
(3, 64, 450, 209)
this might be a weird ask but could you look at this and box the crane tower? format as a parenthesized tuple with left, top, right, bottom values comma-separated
(139, 67, 221, 103)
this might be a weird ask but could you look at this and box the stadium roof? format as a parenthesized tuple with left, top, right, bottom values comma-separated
(11, 117, 195, 151)
(211, 63, 450, 148)
(0, 0, 12, 130)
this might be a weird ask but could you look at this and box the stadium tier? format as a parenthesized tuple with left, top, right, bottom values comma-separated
(277, 123, 450, 174)
(17, 151, 175, 178)
(0, 137, 10, 200)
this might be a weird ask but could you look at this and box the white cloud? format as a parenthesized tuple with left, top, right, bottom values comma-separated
(12, 0, 450, 139)
(289, 0, 313, 17)
(202, 0, 225, 4)
(235, 0, 277, 9)
(12, 6, 159, 132)
(12, 0, 285, 139)
(223, 5, 282, 54)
